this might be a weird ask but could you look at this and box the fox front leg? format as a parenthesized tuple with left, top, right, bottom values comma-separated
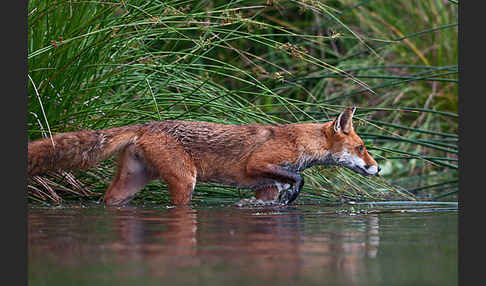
(254, 182, 293, 202)
(248, 163, 304, 205)
(276, 172, 304, 205)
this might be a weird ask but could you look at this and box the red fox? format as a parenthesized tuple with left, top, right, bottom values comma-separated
(28, 107, 380, 206)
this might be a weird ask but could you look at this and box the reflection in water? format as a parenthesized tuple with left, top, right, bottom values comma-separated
(28, 205, 456, 285)
(108, 206, 200, 277)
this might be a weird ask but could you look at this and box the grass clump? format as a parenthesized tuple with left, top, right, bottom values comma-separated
(27, 0, 457, 205)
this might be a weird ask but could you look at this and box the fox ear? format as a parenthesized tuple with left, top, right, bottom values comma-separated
(333, 107, 356, 134)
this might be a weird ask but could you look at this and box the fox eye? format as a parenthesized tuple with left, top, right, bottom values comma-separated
(356, 145, 364, 152)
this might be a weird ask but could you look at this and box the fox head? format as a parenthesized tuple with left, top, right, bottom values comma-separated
(325, 107, 381, 176)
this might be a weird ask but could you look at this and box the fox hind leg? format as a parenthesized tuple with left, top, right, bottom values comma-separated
(138, 134, 197, 206)
(153, 158, 196, 206)
(104, 144, 151, 206)
(165, 174, 196, 206)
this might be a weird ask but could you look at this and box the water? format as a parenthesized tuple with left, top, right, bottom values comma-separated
(28, 203, 458, 286)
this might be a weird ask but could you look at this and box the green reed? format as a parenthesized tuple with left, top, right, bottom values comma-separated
(27, 0, 458, 205)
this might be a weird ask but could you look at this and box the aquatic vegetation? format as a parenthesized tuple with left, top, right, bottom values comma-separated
(27, 0, 458, 204)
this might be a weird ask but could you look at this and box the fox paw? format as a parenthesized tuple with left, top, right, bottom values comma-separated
(276, 183, 299, 205)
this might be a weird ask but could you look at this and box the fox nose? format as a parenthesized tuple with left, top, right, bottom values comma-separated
(365, 164, 381, 174)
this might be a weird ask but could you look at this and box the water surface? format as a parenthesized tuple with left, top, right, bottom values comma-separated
(28, 203, 457, 286)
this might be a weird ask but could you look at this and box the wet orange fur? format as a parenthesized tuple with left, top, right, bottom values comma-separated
(28, 108, 379, 206)
(255, 186, 280, 201)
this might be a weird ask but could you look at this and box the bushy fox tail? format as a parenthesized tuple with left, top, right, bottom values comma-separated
(28, 126, 140, 177)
